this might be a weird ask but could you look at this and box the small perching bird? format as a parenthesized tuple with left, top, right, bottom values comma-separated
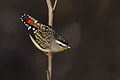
(20, 14, 70, 54)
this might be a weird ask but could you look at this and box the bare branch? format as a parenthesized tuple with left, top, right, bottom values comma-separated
(46, 53, 53, 80)
(46, 0, 58, 26)
(53, 0, 58, 11)
(46, 70, 50, 80)
(46, 0, 53, 26)
(45, 0, 58, 80)
(48, 53, 53, 78)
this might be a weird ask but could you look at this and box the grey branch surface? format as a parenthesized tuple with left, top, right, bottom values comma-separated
(45, 0, 58, 80)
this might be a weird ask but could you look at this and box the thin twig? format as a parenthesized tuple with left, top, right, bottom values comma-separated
(45, 0, 58, 80)
(46, 70, 50, 80)
(46, 0, 53, 26)
(48, 53, 53, 78)
(46, 0, 58, 26)
(46, 53, 53, 80)
(53, 0, 58, 11)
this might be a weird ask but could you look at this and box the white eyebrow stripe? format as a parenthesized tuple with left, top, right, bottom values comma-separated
(55, 40, 67, 46)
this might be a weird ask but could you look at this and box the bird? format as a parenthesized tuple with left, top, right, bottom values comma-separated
(20, 13, 70, 54)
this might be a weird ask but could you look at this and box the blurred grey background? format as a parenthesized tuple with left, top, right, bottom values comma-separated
(0, 0, 120, 80)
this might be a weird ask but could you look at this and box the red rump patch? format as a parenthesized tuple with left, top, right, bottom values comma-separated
(25, 18, 31, 22)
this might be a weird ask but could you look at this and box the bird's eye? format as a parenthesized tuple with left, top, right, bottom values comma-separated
(58, 44, 63, 47)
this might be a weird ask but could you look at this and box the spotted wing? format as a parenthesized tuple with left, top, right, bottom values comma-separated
(20, 14, 54, 50)
(35, 25, 54, 49)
